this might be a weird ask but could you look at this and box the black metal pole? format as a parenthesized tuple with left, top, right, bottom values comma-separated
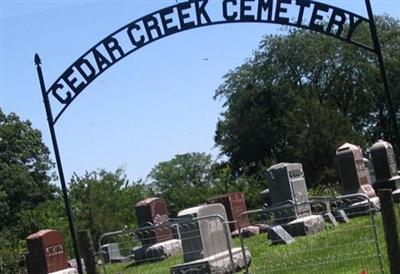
(365, 0, 400, 150)
(34, 54, 84, 274)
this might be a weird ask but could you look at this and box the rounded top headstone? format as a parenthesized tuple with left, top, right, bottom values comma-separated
(371, 140, 392, 151)
(135, 197, 164, 207)
(267, 162, 301, 172)
(26, 229, 56, 240)
(336, 143, 360, 153)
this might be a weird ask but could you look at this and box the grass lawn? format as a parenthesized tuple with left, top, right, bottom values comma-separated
(99, 213, 389, 274)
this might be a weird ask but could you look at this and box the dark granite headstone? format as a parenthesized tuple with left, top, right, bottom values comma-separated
(370, 140, 400, 191)
(336, 143, 376, 198)
(335, 210, 350, 223)
(26, 230, 69, 274)
(207, 192, 250, 232)
(266, 163, 311, 223)
(134, 197, 172, 245)
(363, 158, 376, 186)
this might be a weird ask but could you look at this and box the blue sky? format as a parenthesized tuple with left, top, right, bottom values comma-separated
(1, 0, 399, 184)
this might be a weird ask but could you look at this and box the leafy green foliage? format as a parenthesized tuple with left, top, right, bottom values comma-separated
(0, 109, 58, 273)
(0, 110, 57, 232)
(148, 153, 215, 216)
(69, 168, 152, 245)
(214, 16, 400, 185)
(148, 153, 267, 213)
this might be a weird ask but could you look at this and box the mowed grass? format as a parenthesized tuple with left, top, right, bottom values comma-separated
(100, 214, 390, 274)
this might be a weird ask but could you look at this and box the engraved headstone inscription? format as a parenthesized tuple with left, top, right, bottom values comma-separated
(26, 229, 75, 274)
(370, 140, 400, 190)
(207, 192, 250, 232)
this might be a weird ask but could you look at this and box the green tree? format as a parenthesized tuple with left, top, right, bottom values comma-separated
(69, 168, 151, 244)
(0, 109, 58, 273)
(148, 153, 216, 216)
(214, 16, 400, 185)
(0, 109, 56, 233)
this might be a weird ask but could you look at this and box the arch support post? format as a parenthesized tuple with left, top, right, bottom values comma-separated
(34, 54, 84, 274)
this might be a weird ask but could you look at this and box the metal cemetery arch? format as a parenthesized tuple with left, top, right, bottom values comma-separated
(34, 1, 396, 273)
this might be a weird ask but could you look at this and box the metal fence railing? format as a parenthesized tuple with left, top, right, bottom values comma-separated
(17, 193, 400, 273)
(237, 194, 384, 274)
(97, 214, 235, 274)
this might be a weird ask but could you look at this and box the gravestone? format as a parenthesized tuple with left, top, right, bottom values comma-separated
(266, 163, 325, 236)
(266, 163, 311, 223)
(336, 143, 376, 198)
(207, 192, 257, 236)
(100, 243, 128, 264)
(170, 204, 251, 274)
(133, 197, 181, 262)
(336, 143, 380, 214)
(135, 197, 172, 245)
(267, 225, 295, 245)
(370, 140, 400, 190)
(26, 229, 77, 274)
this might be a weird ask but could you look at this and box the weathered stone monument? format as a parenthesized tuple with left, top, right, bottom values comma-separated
(170, 203, 251, 274)
(370, 140, 400, 202)
(207, 192, 258, 236)
(370, 140, 400, 189)
(336, 143, 376, 197)
(336, 143, 380, 213)
(135, 197, 173, 245)
(100, 243, 128, 263)
(266, 163, 325, 236)
(133, 197, 181, 262)
(26, 229, 77, 274)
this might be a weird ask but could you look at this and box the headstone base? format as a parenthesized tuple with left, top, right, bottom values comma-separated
(133, 239, 182, 262)
(231, 226, 260, 238)
(170, 247, 251, 274)
(49, 268, 78, 274)
(282, 215, 325, 237)
(341, 197, 380, 217)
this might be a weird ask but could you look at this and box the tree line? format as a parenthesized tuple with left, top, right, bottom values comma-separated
(1, 15, 399, 273)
